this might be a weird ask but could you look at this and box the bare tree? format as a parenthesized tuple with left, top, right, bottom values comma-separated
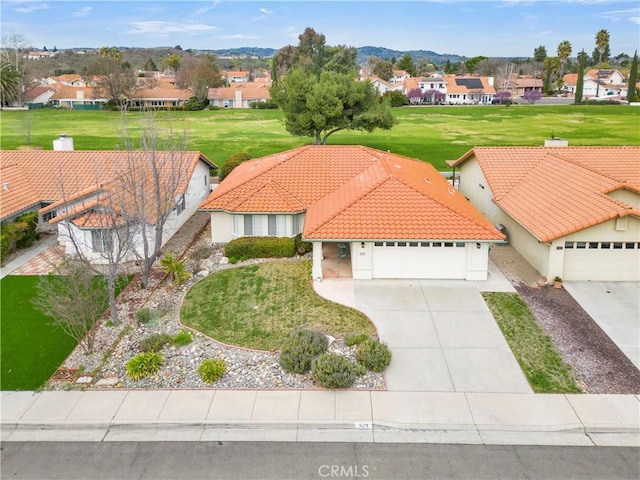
(117, 111, 191, 288)
(496, 61, 516, 93)
(33, 259, 110, 354)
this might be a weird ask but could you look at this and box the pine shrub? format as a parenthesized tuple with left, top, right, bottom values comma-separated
(356, 339, 392, 372)
(279, 329, 328, 374)
(311, 354, 357, 389)
(126, 352, 164, 380)
(198, 358, 227, 383)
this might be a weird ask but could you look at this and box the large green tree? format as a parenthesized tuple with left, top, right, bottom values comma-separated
(557, 40, 572, 78)
(271, 28, 396, 144)
(0, 61, 20, 106)
(272, 69, 395, 144)
(372, 60, 394, 81)
(396, 54, 417, 77)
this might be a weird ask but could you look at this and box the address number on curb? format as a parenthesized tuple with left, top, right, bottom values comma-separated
(355, 422, 372, 429)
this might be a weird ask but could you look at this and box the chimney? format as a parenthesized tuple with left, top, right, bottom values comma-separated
(53, 134, 74, 151)
(544, 137, 569, 147)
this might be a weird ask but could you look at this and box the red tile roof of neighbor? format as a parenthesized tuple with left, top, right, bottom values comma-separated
(200, 145, 504, 241)
(0, 150, 216, 223)
(452, 146, 640, 243)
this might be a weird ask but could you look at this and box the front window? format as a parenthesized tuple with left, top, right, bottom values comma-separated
(91, 230, 112, 253)
(176, 195, 185, 215)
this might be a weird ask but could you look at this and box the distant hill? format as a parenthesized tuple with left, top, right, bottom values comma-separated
(206, 46, 464, 65)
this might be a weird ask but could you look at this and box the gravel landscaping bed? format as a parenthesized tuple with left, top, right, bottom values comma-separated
(48, 213, 385, 391)
(490, 244, 640, 394)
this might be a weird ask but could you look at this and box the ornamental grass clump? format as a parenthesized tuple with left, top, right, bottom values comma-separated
(198, 358, 227, 384)
(126, 352, 164, 380)
(279, 329, 328, 374)
(311, 354, 357, 389)
(139, 332, 173, 352)
(171, 329, 193, 347)
(344, 333, 370, 347)
(356, 339, 392, 373)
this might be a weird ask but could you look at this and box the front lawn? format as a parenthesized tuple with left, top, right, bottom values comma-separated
(1, 276, 78, 390)
(482, 292, 581, 393)
(181, 260, 376, 351)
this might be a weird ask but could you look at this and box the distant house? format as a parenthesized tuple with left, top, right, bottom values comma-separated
(1, 145, 217, 263)
(207, 83, 271, 108)
(27, 51, 54, 60)
(451, 145, 640, 281)
(127, 87, 193, 108)
(24, 86, 56, 106)
(563, 69, 628, 99)
(48, 74, 86, 87)
(507, 76, 543, 97)
(390, 70, 410, 84)
(224, 70, 251, 83)
(370, 77, 401, 95)
(200, 145, 503, 281)
(49, 85, 106, 109)
(401, 75, 494, 104)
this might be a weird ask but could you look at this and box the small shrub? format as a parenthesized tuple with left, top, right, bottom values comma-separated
(135, 308, 156, 324)
(311, 354, 357, 389)
(15, 212, 39, 248)
(356, 339, 392, 372)
(191, 246, 212, 260)
(224, 236, 295, 260)
(219, 152, 252, 181)
(126, 352, 164, 380)
(344, 333, 370, 347)
(140, 332, 173, 352)
(0, 233, 10, 264)
(279, 329, 329, 374)
(294, 233, 312, 255)
(198, 358, 227, 383)
(160, 252, 191, 285)
(354, 362, 368, 376)
(172, 330, 193, 347)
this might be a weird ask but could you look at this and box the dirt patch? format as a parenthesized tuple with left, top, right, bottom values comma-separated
(490, 244, 640, 394)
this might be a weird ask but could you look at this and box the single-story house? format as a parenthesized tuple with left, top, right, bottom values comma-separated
(450, 145, 640, 281)
(200, 145, 504, 280)
(506, 76, 543, 97)
(49, 85, 106, 109)
(127, 87, 193, 108)
(1, 145, 216, 263)
(208, 83, 271, 108)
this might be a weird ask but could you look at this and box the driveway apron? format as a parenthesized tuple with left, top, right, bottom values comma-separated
(354, 279, 532, 393)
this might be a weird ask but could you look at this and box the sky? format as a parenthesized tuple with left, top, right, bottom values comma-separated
(1, 0, 639, 58)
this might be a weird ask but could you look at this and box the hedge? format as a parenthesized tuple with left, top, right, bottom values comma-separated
(224, 236, 295, 261)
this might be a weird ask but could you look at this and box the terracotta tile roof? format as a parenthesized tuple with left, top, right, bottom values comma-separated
(452, 146, 640, 242)
(1, 150, 215, 224)
(207, 83, 271, 101)
(130, 87, 193, 100)
(201, 145, 503, 241)
(50, 85, 102, 101)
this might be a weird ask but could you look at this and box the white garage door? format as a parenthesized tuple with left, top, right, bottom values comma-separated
(563, 241, 640, 281)
(372, 241, 467, 279)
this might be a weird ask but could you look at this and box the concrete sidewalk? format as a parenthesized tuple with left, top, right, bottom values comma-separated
(2, 390, 638, 446)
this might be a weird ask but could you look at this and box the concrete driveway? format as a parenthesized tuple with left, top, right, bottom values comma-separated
(353, 279, 532, 393)
(563, 282, 640, 369)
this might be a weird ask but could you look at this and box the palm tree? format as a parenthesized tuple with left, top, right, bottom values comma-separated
(0, 61, 20, 107)
(595, 29, 610, 97)
(557, 40, 572, 79)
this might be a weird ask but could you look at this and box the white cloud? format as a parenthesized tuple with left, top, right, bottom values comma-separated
(217, 34, 259, 40)
(630, 16, 640, 25)
(13, 3, 50, 14)
(72, 6, 92, 18)
(129, 21, 216, 36)
(260, 8, 272, 15)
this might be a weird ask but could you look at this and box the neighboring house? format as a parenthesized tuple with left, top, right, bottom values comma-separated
(208, 83, 271, 108)
(451, 145, 640, 281)
(200, 145, 504, 280)
(24, 86, 56, 106)
(27, 51, 54, 60)
(1, 145, 216, 263)
(49, 74, 87, 87)
(127, 87, 193, 108)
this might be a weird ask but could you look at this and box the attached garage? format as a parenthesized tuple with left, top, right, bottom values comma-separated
(563, 241, 640, 281)
(372, 241, 467, 279)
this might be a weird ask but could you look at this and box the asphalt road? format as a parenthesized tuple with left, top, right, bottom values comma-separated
(1, 441, 639, 479)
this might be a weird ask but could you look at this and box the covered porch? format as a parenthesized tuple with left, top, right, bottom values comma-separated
(320, 242, 352, 279)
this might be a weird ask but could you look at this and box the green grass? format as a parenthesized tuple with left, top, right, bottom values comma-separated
(180, 260, 376, 351)
(0, 274, 132, 391)
(1, 276, 78, 390)
(2, 105, 639, 170)
(482, 292, 581, 393)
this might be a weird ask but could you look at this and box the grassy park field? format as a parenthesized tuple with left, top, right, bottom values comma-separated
(1, 105, 639, 170)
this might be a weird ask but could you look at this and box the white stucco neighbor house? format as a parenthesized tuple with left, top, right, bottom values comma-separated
(199, 145, 504, 280)
(1, 143, 216, 263)
(450, 144, 640, 281)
